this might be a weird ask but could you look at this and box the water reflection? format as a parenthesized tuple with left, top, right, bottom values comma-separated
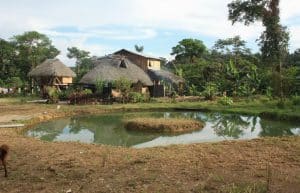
(27, 111, 300, 148)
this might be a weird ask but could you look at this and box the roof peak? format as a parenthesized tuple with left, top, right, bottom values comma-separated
(114, 49, 161, 60)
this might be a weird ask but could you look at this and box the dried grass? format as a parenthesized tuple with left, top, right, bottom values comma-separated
(124, 117, 204, 133)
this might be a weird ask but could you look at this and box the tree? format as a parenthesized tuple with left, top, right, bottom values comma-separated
(67, 47, 93, 80)
(11, 31, 60, 81)
(0, 39, 17, 82)
(134, 45, 144, 53)
(213, 36, 251, 64)
(171, 39, 207, 63)
(228, 0, 289, 98)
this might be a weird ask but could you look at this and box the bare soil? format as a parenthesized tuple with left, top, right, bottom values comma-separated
(0, 103, 299, 193)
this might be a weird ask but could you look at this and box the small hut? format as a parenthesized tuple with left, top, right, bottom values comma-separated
(28, 59, 76, 92)
(80, 55, 153, 95)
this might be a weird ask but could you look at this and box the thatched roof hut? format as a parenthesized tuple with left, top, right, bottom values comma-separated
(80, 55, 153, 86)
(28, 59, 76, 78)
(28, 58, 76, 93)
(147, 69, 185, 85)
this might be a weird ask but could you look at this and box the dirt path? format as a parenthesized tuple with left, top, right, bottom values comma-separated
(0, 103, 299, 193)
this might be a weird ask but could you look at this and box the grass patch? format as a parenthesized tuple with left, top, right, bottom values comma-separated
(225, 183, 267, 193)
(124, 117, 204, 134)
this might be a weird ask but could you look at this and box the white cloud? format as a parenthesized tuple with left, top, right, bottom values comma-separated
(43, 27, 157, 40)
(0, 0, 299, 65)
(50, 34, 116, 66)
(289, 26, 300, 51)
(281, 1, 300, 21)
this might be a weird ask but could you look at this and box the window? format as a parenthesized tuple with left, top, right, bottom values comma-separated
(120, 59, 127, 68)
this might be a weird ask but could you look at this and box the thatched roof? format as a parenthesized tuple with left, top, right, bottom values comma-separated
(147, 69, 185, 85)
(80, 55, 153, 86)
(114, 49, 161, 60)
(28, 59, 76, 78)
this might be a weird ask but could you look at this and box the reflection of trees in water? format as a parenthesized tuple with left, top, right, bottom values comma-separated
(29, 112, 300, 146)
(31, 114, 160, 147)
(162, 112, 254, 139)
(259, 119, 296, 137)
(69, 118, 83, 134)
(209, 113, 251, 139)
(250, 116, 258, 132)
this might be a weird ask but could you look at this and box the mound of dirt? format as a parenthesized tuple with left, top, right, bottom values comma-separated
(124, 118, 204, 134)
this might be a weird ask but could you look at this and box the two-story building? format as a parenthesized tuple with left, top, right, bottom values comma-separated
(114, 49, 184, 96)
(114, 49, 161, 71)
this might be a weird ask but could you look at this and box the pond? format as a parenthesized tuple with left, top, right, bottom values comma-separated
(27, 111, 300, 148)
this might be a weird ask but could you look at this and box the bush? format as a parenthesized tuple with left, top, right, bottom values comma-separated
(82, 89, 93, 95)
(69, 89, 93, 104)
(291, 95, 300, 105)
(188, 84, 201, 96)
(7, 77, 23, 89)
(95, 79, 105, 95)
(276, 100, 286, 109)
(128, 92, 145, 103)
(265, 86, 273, 99)
(218, 96, 233, 106)
(170, 91, 177, 103)
(202, 82, 218, 100)
(46, 86, 59, 103)
(114, 77, 132, 103)
(58, 87, 76, 100)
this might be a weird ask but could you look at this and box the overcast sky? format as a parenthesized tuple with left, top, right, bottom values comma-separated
(0, 0, 299, 66)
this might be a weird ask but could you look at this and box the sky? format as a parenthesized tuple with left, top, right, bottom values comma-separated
(0, 0, 299, 66)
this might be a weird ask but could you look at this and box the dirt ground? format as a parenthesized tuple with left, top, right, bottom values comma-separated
(0, 103, 300, 193)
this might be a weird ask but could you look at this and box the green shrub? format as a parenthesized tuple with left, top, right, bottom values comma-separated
(188, 84, 200, 96)
(276, 100, 286, 109)
(58, 88, 75, 100)
(58, 91, 68, 100)
(129, 92, 145, 103)
(114, 77, 132, 103)
(218, 96, 233, 106)
(69, 89, 93, 105)
(82, 89, 93, 95)
(266, 86, 273, 99)
(291, 95, 300, 105)
(7, 77, 24, 88)
(95, 79, 105, 95)
(0, 79, 5, 87)
(170, 91, 177, 103)
(202, 82, 218, 100)
(46, 86, 59, 103)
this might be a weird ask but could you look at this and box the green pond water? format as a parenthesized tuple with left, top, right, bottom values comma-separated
(27, 111, 300, 148)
